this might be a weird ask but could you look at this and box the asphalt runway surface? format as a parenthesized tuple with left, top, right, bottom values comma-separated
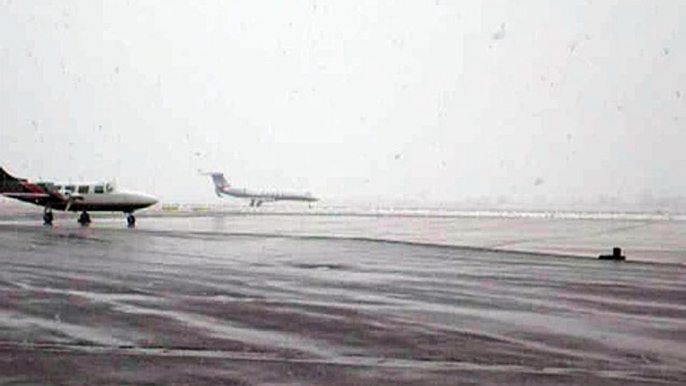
(0, 216, 685, 385)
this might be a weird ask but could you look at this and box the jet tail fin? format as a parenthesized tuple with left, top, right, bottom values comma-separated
(0, 167, 21, 192)
(200, 171, 231, 197)
(0, 167, 19, 183)
(208, 173, 230, 189)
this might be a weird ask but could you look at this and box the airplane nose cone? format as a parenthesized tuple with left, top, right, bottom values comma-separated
(144, 194, 158, 206)
(135, 193, 158, 207)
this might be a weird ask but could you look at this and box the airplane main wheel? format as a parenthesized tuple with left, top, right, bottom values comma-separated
(78, 211, 91, 226)
(126, 213, 136, 228)
(43, 208, 53, 226)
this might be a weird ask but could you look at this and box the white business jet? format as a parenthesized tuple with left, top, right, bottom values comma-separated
(204, 172, 318, 207)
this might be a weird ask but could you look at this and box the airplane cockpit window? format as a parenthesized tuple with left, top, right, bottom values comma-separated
(105, 183, 114, 193)
(94, 185, 105, 194)
(65, 185, 75, 192)
(78, 186, 89, 194)
(53, 185, 62, 191)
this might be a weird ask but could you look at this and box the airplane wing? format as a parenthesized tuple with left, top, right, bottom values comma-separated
(1, 192, 52, 199)
(1, 190, 83, 210)
(2, 191, 82, 200)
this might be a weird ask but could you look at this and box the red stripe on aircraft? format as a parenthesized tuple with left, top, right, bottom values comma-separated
(21, 182, 45, 194)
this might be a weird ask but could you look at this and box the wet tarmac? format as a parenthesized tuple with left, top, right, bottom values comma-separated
(0, 215, 685, 385)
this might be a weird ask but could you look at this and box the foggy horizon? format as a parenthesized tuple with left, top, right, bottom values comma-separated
(2, 1, 685, 208)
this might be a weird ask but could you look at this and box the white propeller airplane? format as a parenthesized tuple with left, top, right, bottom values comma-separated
(204, 172, 318, 207)
(0, 166, 157, 227)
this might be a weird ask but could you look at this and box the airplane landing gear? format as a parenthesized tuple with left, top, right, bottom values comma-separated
(43, 207, 53, 226)
(126, 213, 136, 228)
(78, 211, 91, 226)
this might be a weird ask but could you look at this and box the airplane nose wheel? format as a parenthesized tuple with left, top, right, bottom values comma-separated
(43, 207, 53, 226)
(78, 211, 91, 226)
(126, 213, 136, 228)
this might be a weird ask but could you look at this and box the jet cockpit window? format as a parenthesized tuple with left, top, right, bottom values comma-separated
(78, 186, 89, 194)
(65, 185, 76, 192)
(53, 185, 62, 191)
(94, 185, 105, 194)
(105, 183, 114, 193)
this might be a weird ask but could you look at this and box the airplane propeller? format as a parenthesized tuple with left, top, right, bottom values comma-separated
(63, 191, 84, 211)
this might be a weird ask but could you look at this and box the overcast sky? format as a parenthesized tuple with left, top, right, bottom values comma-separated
(1, 1, 684, 205)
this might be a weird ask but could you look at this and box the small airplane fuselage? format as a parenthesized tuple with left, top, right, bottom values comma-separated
(38, 182, 158, 212)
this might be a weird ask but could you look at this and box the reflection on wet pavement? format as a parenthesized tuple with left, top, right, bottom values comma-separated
(0, 220, 685, 385)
